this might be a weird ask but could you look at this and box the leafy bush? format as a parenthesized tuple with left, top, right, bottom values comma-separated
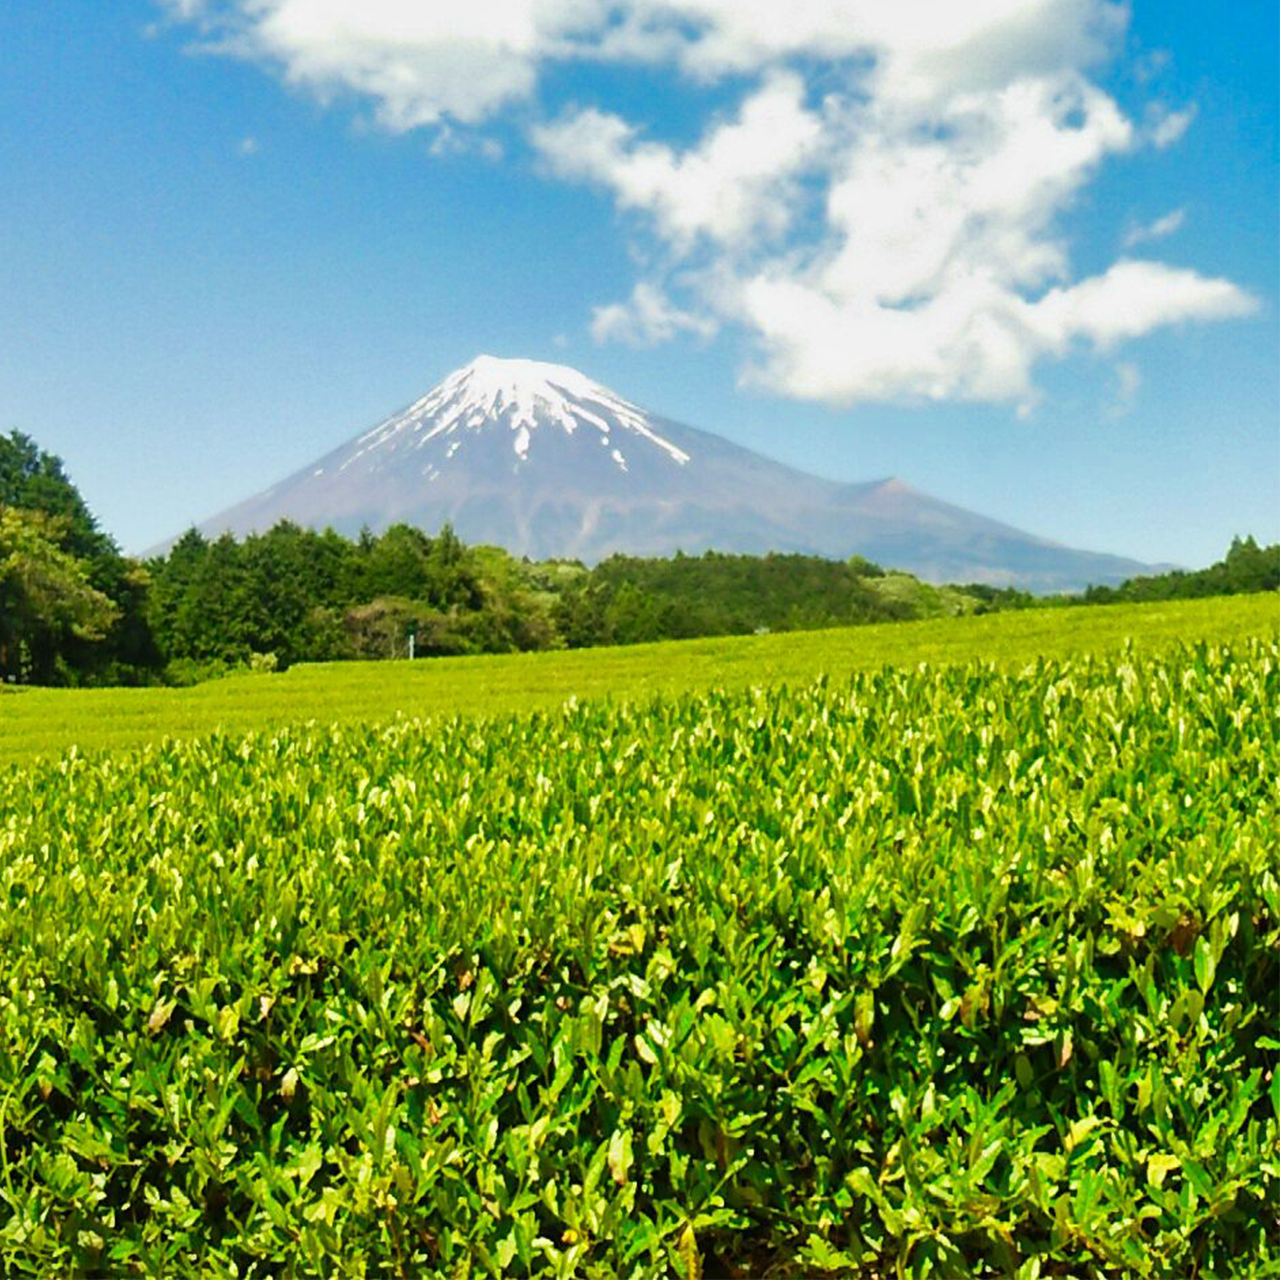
(163, 652, 280, 688)
(0, 640, 1276, 1275)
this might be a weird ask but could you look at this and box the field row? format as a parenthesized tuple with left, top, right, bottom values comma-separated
(1, 593, 1275, 766)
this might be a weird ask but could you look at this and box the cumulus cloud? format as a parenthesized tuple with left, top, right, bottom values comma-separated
(534, 72, 824, 251)
(730, 258, 1255, 409)
(165, 0, 1128, 117)
(167, 0, 562, 126)
(161, 0, 1256, 410)
(1029, 259, 1256, 353)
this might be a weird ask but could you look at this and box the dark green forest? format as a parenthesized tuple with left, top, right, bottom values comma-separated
(1081, 536, 1280, 603)
(1, 430, 1276, 686)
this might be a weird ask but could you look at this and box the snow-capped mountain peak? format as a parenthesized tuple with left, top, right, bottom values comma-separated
(346, 354, 690, 470)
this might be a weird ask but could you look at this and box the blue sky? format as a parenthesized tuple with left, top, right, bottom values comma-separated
(0, 0, 1275, 566)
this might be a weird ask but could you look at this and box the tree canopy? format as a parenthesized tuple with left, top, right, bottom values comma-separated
(0, 508, 118, 682)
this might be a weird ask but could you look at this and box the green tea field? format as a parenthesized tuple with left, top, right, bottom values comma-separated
(0, 596, 1277, 1276)
(1, 593, 1275, 767)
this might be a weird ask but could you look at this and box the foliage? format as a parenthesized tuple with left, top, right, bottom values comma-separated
(552, 551, 915, 645)
(0, 508, 118, 683)
(341, 597, 474, 661)
(1, 592, 1274, 769)
(142, 530, 995, 676)
(0, 635, 1276, 1275)
(1084, 536, 1280, 605)
(0, 432, 158, 684)
(143, 523, 559, 673)
(0, 431, 114, 565)
(142, 524, 1280, 679)
(862, 572, 980, 621)
(955, 583, 1041, 613)
(162, 652, 281, 689)
(137, 527, 1280, 681)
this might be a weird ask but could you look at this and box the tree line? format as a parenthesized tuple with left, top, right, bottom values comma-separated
(2, 430, 1276, 686)
(1080, 536, 1279, 604)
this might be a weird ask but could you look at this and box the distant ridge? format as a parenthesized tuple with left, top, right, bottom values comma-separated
(184, 355, 1159, 592)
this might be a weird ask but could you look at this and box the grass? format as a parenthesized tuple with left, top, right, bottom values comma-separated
(1, 593, 1275, 766)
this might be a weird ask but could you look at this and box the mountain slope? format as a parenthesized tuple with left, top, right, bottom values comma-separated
(190, 355, 1155, 592)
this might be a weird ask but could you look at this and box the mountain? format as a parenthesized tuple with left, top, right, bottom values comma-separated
(187, 354, 1157, 592)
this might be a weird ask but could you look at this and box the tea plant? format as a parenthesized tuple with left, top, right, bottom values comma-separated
(0, 637, 1276, 1275)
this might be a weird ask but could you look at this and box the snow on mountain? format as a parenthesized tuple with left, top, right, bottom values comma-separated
(338, 355, 689, 478)
(182, 355, 1160, 592)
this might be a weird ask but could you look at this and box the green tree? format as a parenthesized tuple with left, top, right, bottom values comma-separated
(1, 430, 159, 681)
(0, 431, 112, 561)
(145, 528, 209, 661)
(0, 507, 118, 682)
(341, 597, 473, 660)
(1084, 536, 1279, 603)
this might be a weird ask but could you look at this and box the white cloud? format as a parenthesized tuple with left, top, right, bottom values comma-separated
(1123, 206, 1185, 249)
(428, 125, 505, 161)
(162, 0, 1256, 409)
(237, 135, 259, 155)
(1148, 103, 1196, 149)
(1029, 259, 1257, 353)
(728, 258, 1255, 408)
(534, 72, 823, 251)
(161, 0, 1129, 128)
(591, 282, 717, 346)
(169, 0, 563, 126)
